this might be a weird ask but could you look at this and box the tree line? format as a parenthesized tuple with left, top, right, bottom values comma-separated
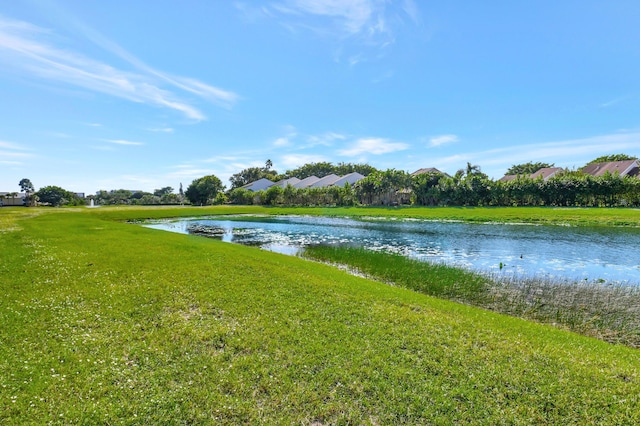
(93, 186, 185, 206)
(225, 164, 640, 208)
(218, 156, 640, 208)
(7, 154, 639, 208)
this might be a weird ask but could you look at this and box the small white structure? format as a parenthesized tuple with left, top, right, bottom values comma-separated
(0, 192, 26, 206)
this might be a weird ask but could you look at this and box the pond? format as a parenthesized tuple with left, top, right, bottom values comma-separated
(144, 215, 640, 285)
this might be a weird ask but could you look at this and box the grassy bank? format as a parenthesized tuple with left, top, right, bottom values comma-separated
(302, 246, 640, 347)
(1, 206, 640, 423)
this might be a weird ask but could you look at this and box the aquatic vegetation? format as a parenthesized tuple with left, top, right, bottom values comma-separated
(303, 245, 640, 347)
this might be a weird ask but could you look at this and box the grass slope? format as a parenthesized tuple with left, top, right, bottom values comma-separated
(1, 207, 640, 424)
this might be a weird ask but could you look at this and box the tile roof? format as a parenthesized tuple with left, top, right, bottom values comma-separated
(240, 178, 274, 191)
(412, 167, 445, 176)
(332, 172, 364, 187)
(499, 167, 564, 182)
(308, 174, 340, 188)
(581, 160, 639, 177)
(292, 176, 320, 189)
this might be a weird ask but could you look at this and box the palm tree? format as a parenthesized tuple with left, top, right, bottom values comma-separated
(465, 162, 482, 177)
(19, 178, 34, 206)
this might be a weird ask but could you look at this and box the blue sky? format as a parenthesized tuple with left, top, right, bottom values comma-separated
(1, 0, 639, 194)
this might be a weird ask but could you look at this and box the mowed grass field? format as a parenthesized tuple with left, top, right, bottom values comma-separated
(1, 206, 640, 424)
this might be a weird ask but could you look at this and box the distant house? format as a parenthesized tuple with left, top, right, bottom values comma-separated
(241, 172, 365, 192)
(411, 167, 447, 177)
(332, 172, 365, 187)
(581, 160, 639, 177)
(308, 174, 340, 188)
(272, 177, 301, 188)
(0, 192, 26, 206)
(293, 176, 320, 189)
(499, 167, 564, 183)
(241, 178, 275, 192)
(530, 167, 563, 180)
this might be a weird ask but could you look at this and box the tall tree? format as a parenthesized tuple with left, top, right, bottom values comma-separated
(185, 175, 224, 205)
(36, 186, 79, 207)
(19, 178, 35, 206)
(19, 178, 34, 194)
(229, 161, 279, 189)
(411, 171, 445, 206)
(153, 186, 174, 197)
(355, 169, 411, 205)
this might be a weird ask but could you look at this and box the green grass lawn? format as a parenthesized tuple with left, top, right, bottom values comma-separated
(1, 206, 640, 424)
(80, 203, 640, 227)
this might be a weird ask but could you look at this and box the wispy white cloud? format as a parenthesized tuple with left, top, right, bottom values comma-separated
(106, 139, 144, 146)
(429, 134, 459, 147)
(274, 0, 374, 35)
(272, 124, 298, 147)
(166, 166, 218, 180)
(274, 137, 291, 147)
(0, 140, 32, 167)
(0, 150, 32, 159)
(306, 131, 346, 147)
(45, 8, 240, 110)
(0, 15, 238, 121)
(338, 137, 409, 156)
(148, 127, 174, 133)
(171, 77, 239, 108)
(0, 160, 23, 165)
(401, 0, 420, 25)
(91, 145, 115, 151)
(599, 95, 632, 108)
(251, 0, 421, 61)
(0, 140, 29, 150)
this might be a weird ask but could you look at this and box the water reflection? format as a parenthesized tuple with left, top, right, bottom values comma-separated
(144, 215, 640, 284)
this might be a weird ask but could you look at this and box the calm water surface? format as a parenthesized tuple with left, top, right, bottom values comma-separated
(144, 215, 640, 284)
